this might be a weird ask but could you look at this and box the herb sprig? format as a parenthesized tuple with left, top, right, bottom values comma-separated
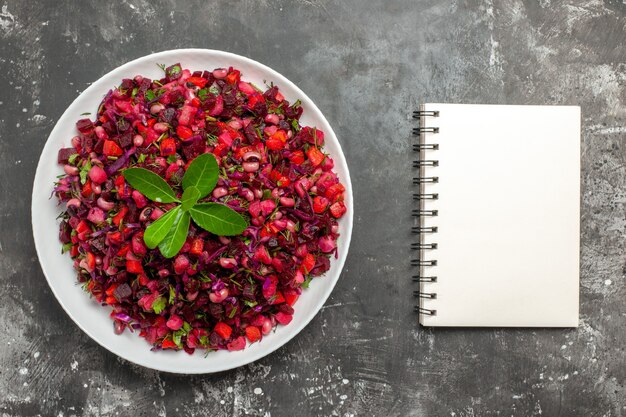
(123, 153, 247, 258)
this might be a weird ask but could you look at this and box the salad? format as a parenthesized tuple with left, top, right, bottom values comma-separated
(54, 64, 347, 353)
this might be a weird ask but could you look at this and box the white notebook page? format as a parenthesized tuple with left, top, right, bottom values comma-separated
(419, 104, 580, 327)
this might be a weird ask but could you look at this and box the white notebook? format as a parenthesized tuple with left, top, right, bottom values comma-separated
(415, 104, 580, 327)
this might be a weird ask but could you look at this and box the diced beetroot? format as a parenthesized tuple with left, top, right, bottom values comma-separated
(76, 118, 94, 134)
(318, 236, 336, 253)
(57, 148, 75, 164)
(87, 207, 106, 224)
(214, 322, 232, 339)
(254, 246, 272, 265)
(118, 132, 133, 148)
(166, 315, 184, 330)
(208, 94, 223, 117)
(178, 105, 196, 126)
(262, 275, 277, 299)
(248, 201, 262, 218)
(259, 200, 276, 216)
(275, 312, 293, 325)
(174, 255, 189, 275)
(227, 336, 246, 351)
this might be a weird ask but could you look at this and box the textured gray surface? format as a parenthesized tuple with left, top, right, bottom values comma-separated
(1, 0, 625, 416)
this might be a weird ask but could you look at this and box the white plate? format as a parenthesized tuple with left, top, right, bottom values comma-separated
(31, 49, 353, 374)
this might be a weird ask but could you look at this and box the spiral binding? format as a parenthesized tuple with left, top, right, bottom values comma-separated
(412, 107, 439, 317)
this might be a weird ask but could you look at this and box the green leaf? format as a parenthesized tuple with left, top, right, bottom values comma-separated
(182, 153, 219, 198)
(144, 90, 156, 102)
(61, 243, 73, 254)
(144, 207, 180, 249)
(302, 275, 313, 289)
(68, 153, 79, 165)
(158, 210, 190, 258)
(189, 203, 248, 236)
(181, 186, 201, 211)
(79, 160, 91, 185)
(168, 286, 176, 304)
(152, 296, 167, 314)
(123, 168, 179, 203)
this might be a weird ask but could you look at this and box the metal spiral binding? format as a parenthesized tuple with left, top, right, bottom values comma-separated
(413, 193, 439, 200)
(412, 107, 439, 317)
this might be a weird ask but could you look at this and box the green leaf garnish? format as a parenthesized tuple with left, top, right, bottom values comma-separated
(152, 296, 167, 314)
(131, 146, 249, 257)
(158, 210, 190, 258)
(123, 168, 179, 203)
(189, 203, 248, 236)
(181, 186, 201, 211)
(182, 153, 219, 198)
(144, 90, 156, 102)
(168, 286, 176, 304)
(144, 207, 180, 249)
(79, 160, 92, 185)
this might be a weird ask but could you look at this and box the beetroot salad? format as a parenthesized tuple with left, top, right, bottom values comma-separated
(54, 64, 347, 353)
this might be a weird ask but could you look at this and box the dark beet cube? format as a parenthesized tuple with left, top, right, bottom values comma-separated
(76, 118, 94, 134)
(182, 138, 206, 160)
(113, 283, 132, 301)
(94, 138, 104, 154)
(57, 147, 75, 164)
(120, 78, 134, 92)
(118, 132, 133, 148)
(165, 63, 182, 82)
(138, 77, 152, 95)
(59, 221, 71, 244)
(81, 135, 94, 153)
(159, 107, 176, 124)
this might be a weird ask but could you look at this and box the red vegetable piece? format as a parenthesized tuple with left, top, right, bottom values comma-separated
(275, 312, 293, 325)
(187, 76, 208, 88)
(103, 140, 123, 157)
(288, 150, 305, 165)
(162, 339, 178, 349)
(126, 259, 144, 274)
(160, 138, 177, 156)
(312, 196, 329, 213)
(330, 201, 347, 218)
(214, 322, 232, 339)
(325, 183, 346, 201)
(225, 70, 240, 85)
(176, 125, 193, 140)
(300, 253, 315, 274)
(113, 206, 128, 226)
(265, 137, 284, 151)
(190, 238, 204, 256)
(307, 147, 325, 167)
(245, 326, 262, 343)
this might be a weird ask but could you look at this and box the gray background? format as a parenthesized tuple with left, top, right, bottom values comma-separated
(1, 0, 625, 416)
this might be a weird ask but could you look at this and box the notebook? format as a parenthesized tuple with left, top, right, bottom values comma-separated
(413, 104, 580, 327)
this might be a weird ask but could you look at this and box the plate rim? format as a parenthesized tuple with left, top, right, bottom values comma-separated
(31, 48, 353, 374)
